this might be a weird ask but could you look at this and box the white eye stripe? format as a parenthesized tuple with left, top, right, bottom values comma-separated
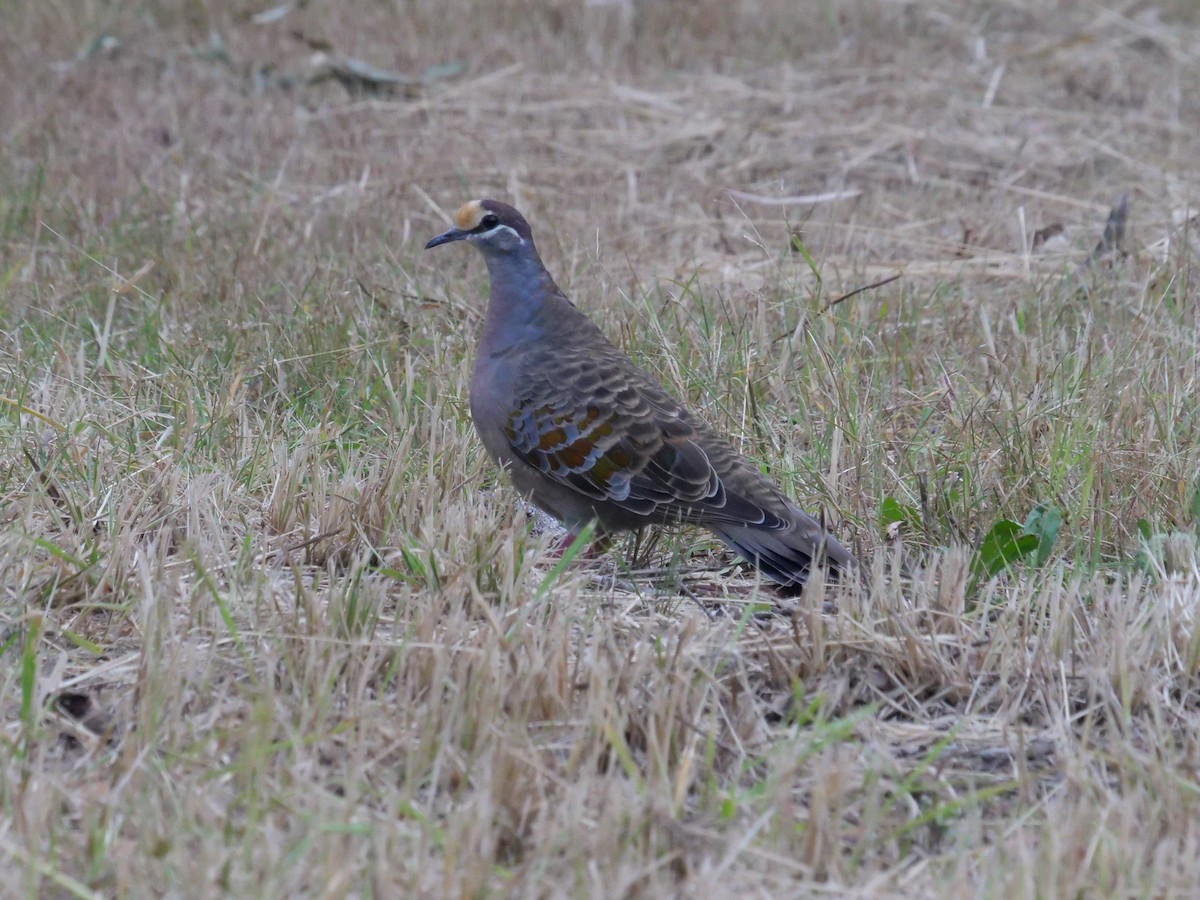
(479, 223, 523, 242)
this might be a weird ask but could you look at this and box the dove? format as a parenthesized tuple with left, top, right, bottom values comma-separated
(425, 199, 855, 587)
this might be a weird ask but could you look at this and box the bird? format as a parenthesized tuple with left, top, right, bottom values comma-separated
(424, 199, 856, 588)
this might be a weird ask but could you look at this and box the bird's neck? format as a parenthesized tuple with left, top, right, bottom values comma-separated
(480, 249, 565, 350)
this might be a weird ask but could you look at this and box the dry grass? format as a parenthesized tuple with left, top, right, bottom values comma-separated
(3, 0, 1200, 896)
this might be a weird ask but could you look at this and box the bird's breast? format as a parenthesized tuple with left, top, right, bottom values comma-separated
(469, 355, 519, 460)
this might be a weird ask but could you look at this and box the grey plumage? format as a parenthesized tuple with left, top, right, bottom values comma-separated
(425, 198, 855, 587)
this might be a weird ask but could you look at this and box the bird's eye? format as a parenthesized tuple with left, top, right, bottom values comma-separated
(480, 214, 499, 229)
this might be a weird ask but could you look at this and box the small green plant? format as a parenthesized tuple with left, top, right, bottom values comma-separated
(1021, 502, 1064, 567)
(970, 519, 1039, 581)
(969, 502, 1063, 583)
(879, 495, 922, 536)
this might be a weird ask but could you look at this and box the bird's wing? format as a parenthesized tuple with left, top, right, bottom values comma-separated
(502, 344, 791, 527)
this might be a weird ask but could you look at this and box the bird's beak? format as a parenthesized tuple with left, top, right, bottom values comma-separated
(424, 226, 469, 250)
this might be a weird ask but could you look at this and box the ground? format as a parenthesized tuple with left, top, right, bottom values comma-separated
(2, 1, 1200, 896)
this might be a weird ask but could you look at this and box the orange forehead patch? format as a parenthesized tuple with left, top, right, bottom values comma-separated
(453, 200, 486, 230)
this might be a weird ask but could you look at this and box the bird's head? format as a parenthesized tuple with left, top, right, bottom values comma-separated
(424, 199, 533, 255)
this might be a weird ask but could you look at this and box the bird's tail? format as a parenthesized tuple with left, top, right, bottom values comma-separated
(712, 514, 855, 589)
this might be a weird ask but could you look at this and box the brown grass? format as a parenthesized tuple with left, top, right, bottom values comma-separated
(3, 0, 1200, 896)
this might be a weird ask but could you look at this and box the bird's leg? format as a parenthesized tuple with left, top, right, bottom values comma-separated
(547, 530, 614, 561)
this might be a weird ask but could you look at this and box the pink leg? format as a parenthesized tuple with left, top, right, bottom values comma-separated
(546, 531, 614, 561)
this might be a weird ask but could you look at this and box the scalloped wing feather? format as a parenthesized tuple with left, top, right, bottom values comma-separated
(502, 345, 805, 530)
